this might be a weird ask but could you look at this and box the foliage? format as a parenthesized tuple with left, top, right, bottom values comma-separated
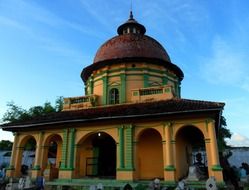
(24, 138, 36, 151)
(0, 140, 13, 151)
(217, 116, 232, 152)
(1, 96, 63, 123)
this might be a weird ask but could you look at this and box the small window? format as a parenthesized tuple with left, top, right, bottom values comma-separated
(133, 28, 136, 33)
(109, 88, 119, 104)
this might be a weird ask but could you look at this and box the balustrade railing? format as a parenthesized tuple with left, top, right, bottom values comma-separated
(63, 95, 97, 110)
(131, 85, 174, 102)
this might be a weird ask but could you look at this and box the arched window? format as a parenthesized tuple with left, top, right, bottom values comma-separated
(109, 88, 119, 104)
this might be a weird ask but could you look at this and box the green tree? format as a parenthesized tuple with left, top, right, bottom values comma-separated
(55, 96, 64, 112)
(1, 97, 63, 123)
(24, 138, 36, 151)
(0, 140, 13, 150)
(217, 116, 232, 152)
(2, 102, 30, 122)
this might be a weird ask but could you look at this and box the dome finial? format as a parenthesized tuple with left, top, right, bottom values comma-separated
(129, 0, 133, 19)
(129, 10, 134, 20)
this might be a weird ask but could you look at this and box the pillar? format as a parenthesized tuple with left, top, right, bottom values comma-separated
(118, 126, 124, 169)
(60, 129, 68, 169)
(59, 128, 75, 179)
(14, 146, 24, 177)
(117, 124, 135, 180)
(32, 132, 44, 178)
(67, 128, 75, 170)
(6, 133, 19, 177)
(164, 122, 176, 184)
(207, 120, 224, 183)
(125, 125, 134, 170)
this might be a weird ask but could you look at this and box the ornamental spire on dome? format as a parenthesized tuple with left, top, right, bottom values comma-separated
(129, 10, 133, 20)
(117, 11, 146, 35)
(129, 11, 134, 20)
(130, 0, 133, 19)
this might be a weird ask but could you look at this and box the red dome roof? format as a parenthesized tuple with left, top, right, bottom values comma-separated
(81, 12, 184, 82)
(93, 34, 171, 64)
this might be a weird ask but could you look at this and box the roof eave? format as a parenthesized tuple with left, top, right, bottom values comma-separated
(81, 58, 184, 82)
(1, 107, 223, 132)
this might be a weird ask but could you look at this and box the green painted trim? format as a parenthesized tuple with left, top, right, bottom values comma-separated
(59, 168, 75, 171)
(90, 77, 94, 95)
(32, 165, 40, 170)
(164, 165, 176, 171)
(143, 74, 149, 88)
(7, 165, 15, 170)
(185, 181, 205, 185)
(116, 168, 135, 171)
(93, 66, 178, 78)
(120, 74, 126, 103)
(171, 140, 176, 144)
(162, 77, 168, 85)
(102, 76, 108, 105)
(212, 165, 223, 171)
(176, 82, 180, 98)
(94, 67, 166, 78)
(133, 91, 139, 96)
(164, 181, 177, 185)
(178, 81, 181, 98)
(119, 127, 124, 169)
(16, 146, 24, 149)
(68, 128, 75, 169)
(205, 138, 211, 143)
(94, 72, 177, 85)
(60, 129, 68, 169)
(216, 181, 226, 187)
(125, 125, 134, 170)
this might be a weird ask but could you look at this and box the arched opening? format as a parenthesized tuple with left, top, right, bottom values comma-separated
(109, 88, 119, 104)
(175, 126, 207, 180)
(16, 136, 36, 177)
(137, 128, 164, 180)
(76, 132, 116, 179)
(41, 134, 62, 180)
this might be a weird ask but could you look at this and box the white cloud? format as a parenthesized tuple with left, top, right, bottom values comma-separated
(0, 16, 30, 33)
(0, 1, 97, 60)
(226, 133, 249, 147)
(201, 36, 249, 90)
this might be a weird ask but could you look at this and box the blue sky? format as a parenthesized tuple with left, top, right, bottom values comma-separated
(0, 0, 249, 146)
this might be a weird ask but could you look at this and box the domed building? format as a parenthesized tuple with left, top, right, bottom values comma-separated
(2, 12, 225, 189)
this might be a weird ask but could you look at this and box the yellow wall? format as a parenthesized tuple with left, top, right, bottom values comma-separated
(137, 128, 164, 179)
(9, 117, 223, 183)
(87, 62, 179, 105)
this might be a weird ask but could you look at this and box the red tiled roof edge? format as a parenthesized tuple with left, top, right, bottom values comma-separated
(1, 98, 224, 129)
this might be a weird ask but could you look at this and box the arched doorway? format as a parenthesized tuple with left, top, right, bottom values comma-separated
(175, 126, 207, 180)
(16, 136, 36, 177)
(137, 128, 164, 180)
(76, 132, 116, 178)
(41, 134, 62, 180)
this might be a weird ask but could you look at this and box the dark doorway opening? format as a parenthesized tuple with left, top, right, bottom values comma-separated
(86, 133, 116, 178)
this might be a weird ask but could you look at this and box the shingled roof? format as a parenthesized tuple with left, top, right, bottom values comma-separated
(1, 98, 224, 131)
